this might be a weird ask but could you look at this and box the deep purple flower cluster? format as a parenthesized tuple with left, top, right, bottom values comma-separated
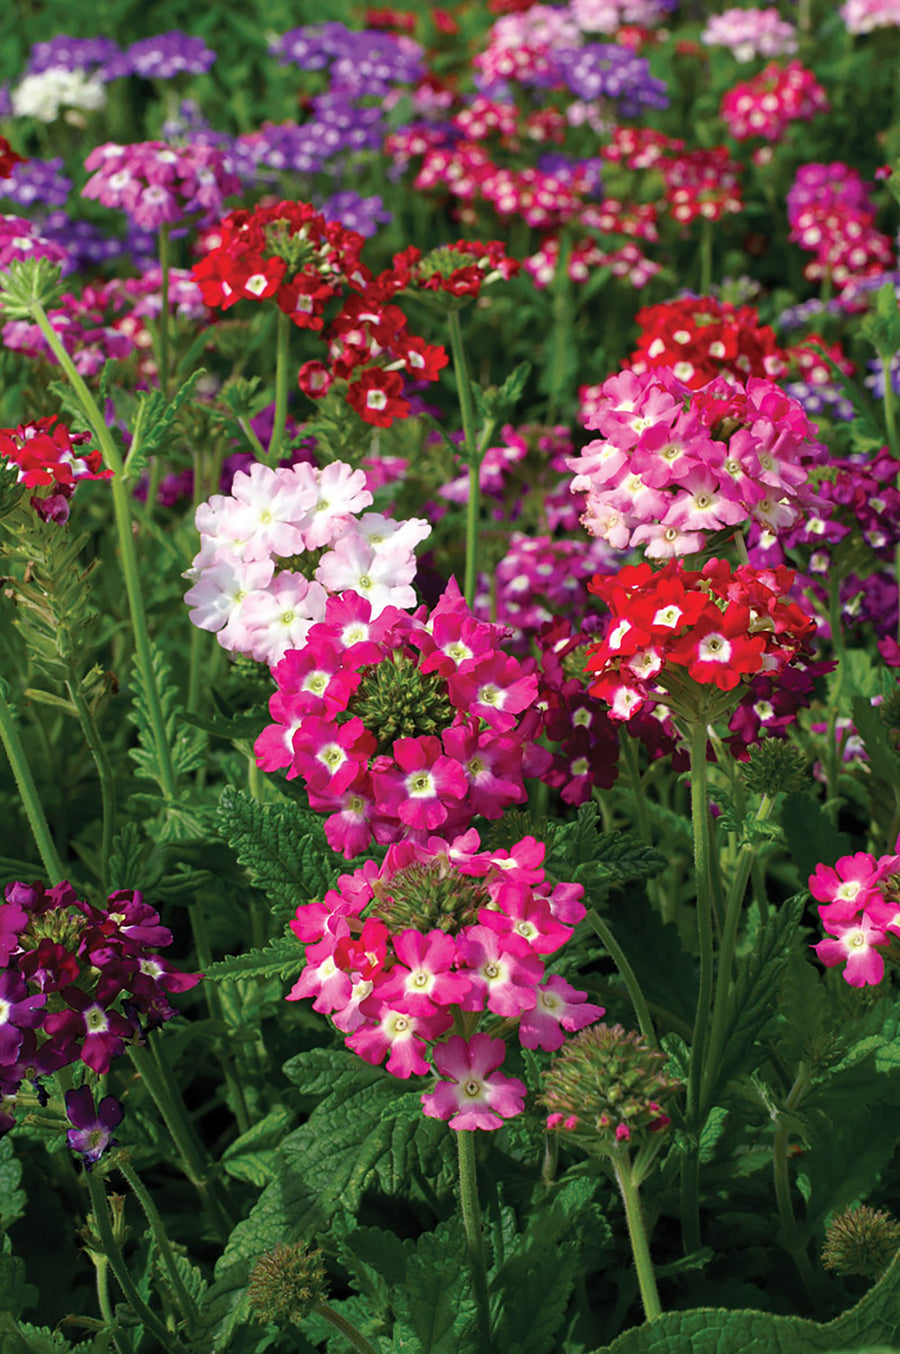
(0, 157, 71, 209)
(126, 31, 216, 80)
(270, 23, 424, 96)
(549, 44, 669, 117)
(25, 35, 129, 81)
(0, 879, 201, 1134)
(316, 190, 391, 238)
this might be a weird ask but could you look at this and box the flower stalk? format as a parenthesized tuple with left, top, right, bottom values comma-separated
(446, 309, 482, 607)
(268, 310, 292, 464)
(611, 1151, 663, 1322)
(456, 1128, 492, 1348)
(0, 679, 65, 882)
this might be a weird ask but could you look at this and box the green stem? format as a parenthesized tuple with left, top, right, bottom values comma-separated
(94, 1255, 134, 1354)
(612, 1154, 663, 1322)
(585, 909, 658, 1048)
(456, 1129, 492, 1348)
(268, 311, 291, 464)
(117, 1156, 199, 1325)
(158, 223, 171, 400)
(66, 680, 116, 884)
(772, 1066, 829, 1306)
(620, 732, 653, 848)
(447, 308, 482, 607)
(547, 229, 573, 425)
(128, 1040, 233, 1243)
(312, 1302, 382, 1354)
(0, 680, 65, 882)
(28, 302, 179, 801)
(84, 1169, 188, 1353)
(186, 898, 254, 1135)
(699, 218, 713, 297)
(238, 415, 267, 460)
(700, 793, 774, 1114)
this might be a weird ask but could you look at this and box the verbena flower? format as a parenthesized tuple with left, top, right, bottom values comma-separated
(810, 845, 900, 986)
(700, 8, 798, 61)
(11, 67, 106, 122)
(64, 1086, 124, 1167)
(125, 32, 216, 79)
(841, 0, 900, 33)
(83, 140, 240, 230)
(720, 62, 828, 143)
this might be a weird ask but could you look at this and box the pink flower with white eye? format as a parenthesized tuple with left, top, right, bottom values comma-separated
(478, 882, 573, 954)
(288, 715, 376, 795)
(331, 977, 374, 1033)
(286, 925, 353, 1014)
(448, 653, 539, 733)
(308, 771, 390, 858)
(302, 463, 373, 549)
(440, 721, 529, 820)
(271, 637, 361, 718)
(542, 880, 587, 925)
(254, 693, 304, 775)
(809, 852, 884, 921)
(662, 468, 746, 534)
(421, 1033, 527, 1130)
(315, 532, 419, 615)
(228, 461, 318, 561)
(347, 1002, 452, 1078)
(518, 975, 605, 1051)
(457, 925, 544, 1016)
(290, 868, 376, 944)
(236, 574, 328, 666)
(333, 917, 390, 982)
(813, 912, 888, 987)
(372, 736, 468, 831)
(184, 555, 274, 634)
(484, 836, 546, 887)
(373, 929, 472, 1013)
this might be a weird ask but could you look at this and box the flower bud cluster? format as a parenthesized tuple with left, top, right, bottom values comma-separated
(0, 880, 201, 1133)
(255, 582, 550, 855)
(184, 459, 431, 667)
(287, 830, 602, 1130)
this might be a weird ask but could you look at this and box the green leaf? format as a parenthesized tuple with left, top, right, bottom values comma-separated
(221, 1105, 294, 1187)
(218, 788, 340, 914)
(389, 1218, 478, 1353)
(707, 894, 806, 1107)
(203, 932, 301, 984)
(127, 645, 205, 792)
(851, 697, 900, 789)
(549, 803, 667, 888)
(0, 1255, 36, 1320)
(0, 1139, 25, 1233)
(779, 794, 852, 886)
(588, 1249, 900, 1352)
(124, 369, 207, 478)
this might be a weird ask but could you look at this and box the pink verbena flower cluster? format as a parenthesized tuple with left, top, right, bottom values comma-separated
(0, 879, 200, 1133)
(255, 582, 549, 856)
(82, 140, 240, 229)
(473, 5, 582, 86)
(700, 7, 797, 61)
(810, 848, 900, 986)
(524, 233, 660, 290)
(184, 459, 430, 666)
(570, 0, 674, 32)
(286, 830, 603, 1129)
(786, 163, 895, 292)
(566, 368, 829, 558)
(720, 61, 828, 143)
(0, 213, 69, 270)
(841, 0, 900, 32)
(473, 533, 617, 650)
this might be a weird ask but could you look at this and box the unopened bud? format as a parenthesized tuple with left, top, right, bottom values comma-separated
(821, 1205, 900, 1279)
(742, 738, 810, 796)
(247, 1242, 328, 1326)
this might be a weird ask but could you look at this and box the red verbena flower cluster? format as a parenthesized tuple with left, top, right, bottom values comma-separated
(584, 557, 817, 721)
(660, 147, 743, 225)
(255, 583, 549, 857)
(287, 830, 603, 1129)
(627, 295, 787, 387)
(0, 137, 25, 180)
(720, 61, 828, 143)
(567, 368, 829, 557)
(193, 199, 450, 428)
(0, 416, 111, 522)
(809, 848, 900, 987)
(0, 880, 201, 1133)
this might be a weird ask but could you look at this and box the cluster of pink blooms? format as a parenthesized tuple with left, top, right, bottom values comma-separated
(286, 830, 604, 1129)
(566, 368, 829, 558)
(720, 62, 829, 143)
(184, 460, 431, 667)
(0, 879, 200, 1133)
(0, 213, 69, 271)
(473, 533, 616, 650)
(569, 0, 673, 32)
(524, 232, 660, 289)
(786, 163, 895, 292)
(700, 8, 797, 62)
(810, 847, 900, 987)
(841, 0, 900, 32)
(451, 95, 567, 148)
(82, 140, 241, 229)
(584, 557, 816, 722)
(473, 5, 581, 86)
(2, 268, 205, 378)
(412, 141, 589, 231)
(255, 582, 550, 857)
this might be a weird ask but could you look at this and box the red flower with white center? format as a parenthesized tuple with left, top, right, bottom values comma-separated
(346, 368, 411, 428)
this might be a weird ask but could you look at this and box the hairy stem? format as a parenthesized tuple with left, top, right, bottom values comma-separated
(585, 909, 658, 1048)
(268, 310, 291, 464)
(447, 308, 482, 607)
(0, 680, 65, 882)
(612, 1154, 663, 1322)
(456, 1128, 492, 1348)
(117, 1155, 199, 1325)
(312, 1302, 382, 1354)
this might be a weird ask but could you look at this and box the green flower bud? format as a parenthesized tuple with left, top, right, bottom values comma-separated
(247, 1243, 328, 1327)
(821, 1205, 900, 1279)
(369, 859, 491, 935)
(348, 651, 455, 754)
(741, 738, 810, 796)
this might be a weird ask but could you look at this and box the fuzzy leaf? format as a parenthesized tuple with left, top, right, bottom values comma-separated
(589, 1249, 900, 1352)
(220, 1105, 294, 1187)
(851, 697, 900, 789)
(779, 794, 853, 887)
(0, 1255, 36, 1320)
(218, 788, 339, 914)
(203, 932, 301, 984)
(126, 645, 205, 792)
(390, 1217, 478, 1354)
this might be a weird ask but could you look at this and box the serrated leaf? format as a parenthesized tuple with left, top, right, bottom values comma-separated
(707, 894, 805, 1107)
(390, 1217, 478, 1354)
(851, 697, 900, 789)
(589, 1249, 900, 1352)
(204, 932, 301, 984)
(124, 369, 207, 478)
(549, 803, 667, 888)
(221, 1105, 294, 1187)
(0, 1255, 36, 1319)
(779, 794, 852, 886)
(218, 788, 340, 913)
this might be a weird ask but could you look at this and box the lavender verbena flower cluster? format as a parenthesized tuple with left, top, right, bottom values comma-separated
(700, 7, 798, 61)
(552, 45, 669, 117)
(126, 32, 216, 80)
(286, 831, 602, 1129)
(270, 22, 424, 95)
(566, 368, 830, 558)
(25, 35, 129, 80)
(0, 157, 71, 209)
(184, 460, 432, 667)
(0, 879, 200, 1135)
(316, 190, 391, 237)
(82, 140, 240, 230)
(570, 0, 678, 33)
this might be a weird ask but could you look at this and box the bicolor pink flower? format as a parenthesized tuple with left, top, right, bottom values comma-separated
(347, 1003, 452, 1078)
(813, 913, 888, 988)
(518, 975, 605, 1051)
(373, 929, 471, 1013)
(373, 736, 468, 830)
(809, 852, 884, 921)
(458, 926, 544, 1016)
(421, 1033, 527, 1130)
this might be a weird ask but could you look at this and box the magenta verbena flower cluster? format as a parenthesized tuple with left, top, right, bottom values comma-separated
(700, 7, 798, 62)
(255, 582, 550, 857)
(0, 880, 200, 1133)
(566, 367, 829, 558)
(810, 847, 900, 987)
(82, 139, 240, 230)
(184, 459, 431, 667)
(287, 830, 604, 1129)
